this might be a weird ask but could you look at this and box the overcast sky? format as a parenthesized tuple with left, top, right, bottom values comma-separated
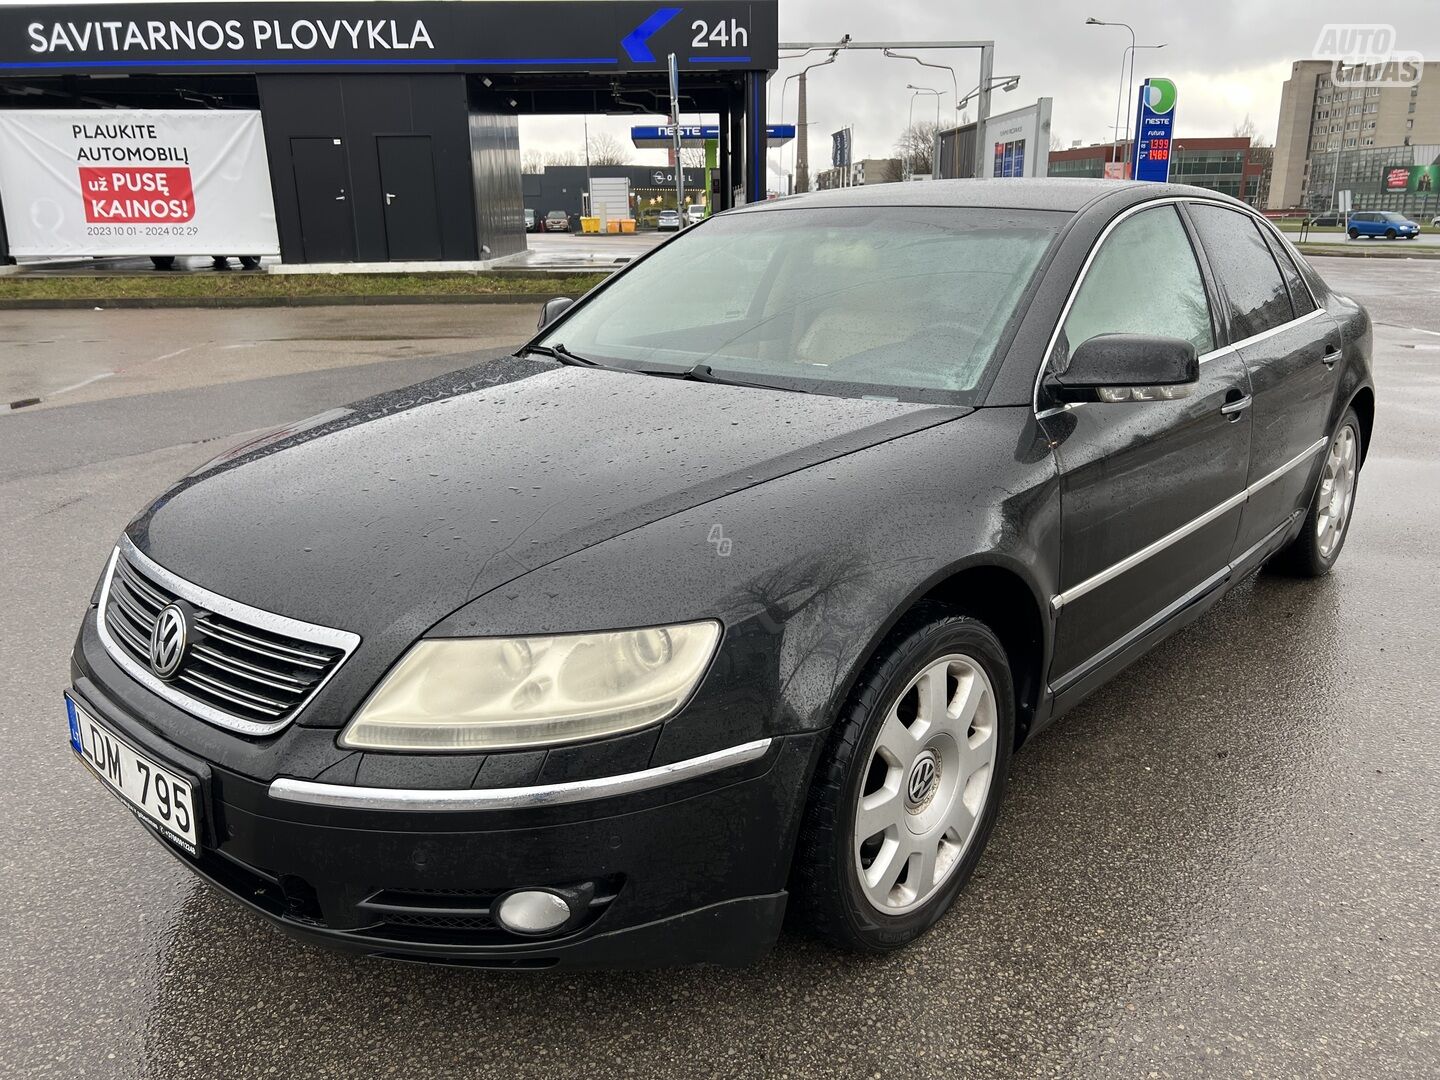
(518, 0, 1440, 181)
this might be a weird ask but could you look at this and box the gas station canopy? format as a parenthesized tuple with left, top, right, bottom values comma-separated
(631, 124, 794, 148)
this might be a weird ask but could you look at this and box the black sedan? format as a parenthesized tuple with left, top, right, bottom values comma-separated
(68, 179, 1373, 968)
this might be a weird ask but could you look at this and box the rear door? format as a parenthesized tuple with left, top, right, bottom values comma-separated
(1184, 203, 1337, 559)
(1042, 203, 1252, 689)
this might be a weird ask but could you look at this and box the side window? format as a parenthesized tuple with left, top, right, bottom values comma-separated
(1055, 205, 1215, 369)
(1187, 203, 1295, 341)
(1260, 228, 1318, 317)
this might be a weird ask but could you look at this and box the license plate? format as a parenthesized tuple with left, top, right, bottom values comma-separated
(67, 696, 199, 854)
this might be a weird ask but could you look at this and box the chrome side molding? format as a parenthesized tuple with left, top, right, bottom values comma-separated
(1050, 436, 1328, 613)
(269, 737, 774, 811)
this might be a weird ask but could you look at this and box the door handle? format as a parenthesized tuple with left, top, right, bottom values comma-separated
(334, 194, 346, 202)
(385, 192, 397, 205)
(1323, 343, 1341, 367)
(1220, 391, 1252, 418)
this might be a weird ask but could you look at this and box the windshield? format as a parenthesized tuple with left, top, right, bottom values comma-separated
(537, 205, 1065, 401)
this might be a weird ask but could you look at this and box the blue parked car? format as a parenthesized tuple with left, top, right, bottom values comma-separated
(1347, 210, 1421, 240)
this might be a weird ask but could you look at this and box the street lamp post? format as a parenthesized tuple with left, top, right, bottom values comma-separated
(908, 85, 945, 130)
(1086, 17, 1134, 173)
(1120, 43, 1166, 166)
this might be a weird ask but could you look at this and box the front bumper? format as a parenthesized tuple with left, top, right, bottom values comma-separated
(68, 663, 818, 969)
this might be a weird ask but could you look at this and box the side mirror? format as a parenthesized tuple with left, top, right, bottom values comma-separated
(1045, 333, 1199, 404)
(537, 296, 574, 331)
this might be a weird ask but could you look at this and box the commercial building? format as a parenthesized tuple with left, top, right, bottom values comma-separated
(0, 1, 778, 266)
(1269, 59, 1440, 210)
(1303, 143, 1440, 220)
(1046, 137, 1271, 205)
(524, 165, 709, 225)
(814, 159, 904, 189)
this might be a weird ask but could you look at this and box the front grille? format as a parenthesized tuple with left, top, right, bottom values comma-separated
(99, 541, 357, 734)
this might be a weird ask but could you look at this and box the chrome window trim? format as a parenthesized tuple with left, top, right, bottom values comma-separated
(96, 536, 361, 736)
(1251, 214, 1323, 313)
(1031, 195, 1328, 418)
(1049, 436, 1327, 613)
(268, 737, 774, 811)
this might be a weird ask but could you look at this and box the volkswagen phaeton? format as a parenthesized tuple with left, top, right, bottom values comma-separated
(68, 179, 1373, 968)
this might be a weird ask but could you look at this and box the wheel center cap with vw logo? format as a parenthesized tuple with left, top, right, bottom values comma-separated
(149, 601, 194, 680)
(905, 749, 941, 812)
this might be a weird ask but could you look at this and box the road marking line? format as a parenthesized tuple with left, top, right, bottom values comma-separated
(46, 371, 114, 398)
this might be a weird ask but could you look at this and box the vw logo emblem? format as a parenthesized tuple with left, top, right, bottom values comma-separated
(906, 750, 940, 810)
(149, 602, 191, 680)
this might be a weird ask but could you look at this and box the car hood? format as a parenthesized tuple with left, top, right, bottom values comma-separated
(129, 356, 964, 637)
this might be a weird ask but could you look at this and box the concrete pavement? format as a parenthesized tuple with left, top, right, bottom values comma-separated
(0, 259, 1435, 1079)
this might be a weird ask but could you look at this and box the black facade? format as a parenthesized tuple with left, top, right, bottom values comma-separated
(0, 1, 776, 265)
(255, 74, 514, 263)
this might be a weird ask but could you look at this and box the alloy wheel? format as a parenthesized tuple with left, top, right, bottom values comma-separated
(1317, 422, 1358, 559)
(853, 653, 998, 914)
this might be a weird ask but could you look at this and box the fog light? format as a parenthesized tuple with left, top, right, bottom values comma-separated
(494, 889, 573, 935)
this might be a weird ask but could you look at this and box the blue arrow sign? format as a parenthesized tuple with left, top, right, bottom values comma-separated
(622, 7, 682, 63)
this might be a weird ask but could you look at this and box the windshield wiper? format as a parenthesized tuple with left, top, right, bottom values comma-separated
(646, 364, 808, 394)
(521, 342, 608, 368)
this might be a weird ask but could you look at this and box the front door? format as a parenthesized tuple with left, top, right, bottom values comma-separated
(1041, 203, 1252, 689)
(377, 135, 444, 261)
(290, 137, 355, 263)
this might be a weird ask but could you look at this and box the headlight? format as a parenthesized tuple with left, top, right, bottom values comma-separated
(339, 621, 721, 752)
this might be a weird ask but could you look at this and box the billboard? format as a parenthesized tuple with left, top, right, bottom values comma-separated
(1131, 77, 1177, 183)
(1381, 164, 1439, 193)
(985, 99, 1052, 179)
(0, 109, 279, 257)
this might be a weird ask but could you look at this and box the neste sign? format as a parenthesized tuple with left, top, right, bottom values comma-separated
(0, 110, 280, 257)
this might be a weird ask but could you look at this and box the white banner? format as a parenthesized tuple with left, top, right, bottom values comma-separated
(0, 109, 280, 257)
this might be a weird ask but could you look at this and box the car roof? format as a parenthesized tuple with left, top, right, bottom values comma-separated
(733, 177, 1248, 216)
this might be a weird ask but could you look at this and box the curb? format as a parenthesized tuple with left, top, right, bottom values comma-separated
(0, 293, 560, 311)
(1298, 245, 1440, 260)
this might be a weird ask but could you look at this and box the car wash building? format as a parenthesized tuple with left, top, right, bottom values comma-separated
(0, 1, 778, 266)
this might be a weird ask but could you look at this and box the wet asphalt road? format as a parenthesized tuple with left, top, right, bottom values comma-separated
(1, 258, 1437, 1078)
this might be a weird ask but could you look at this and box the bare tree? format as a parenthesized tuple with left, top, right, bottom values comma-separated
(521, 149, 581, 173)
(586, 132, 630, 166)
(679, 145, 709, 170)
(1233, 113, 1272, 148)
(895, 121, 939, 178)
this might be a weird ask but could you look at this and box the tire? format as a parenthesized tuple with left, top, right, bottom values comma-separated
(1267, 407, 1363, 577)
(1348, 227, 1359, 239)
(239, 256, 261, 270)
(150, 255, 175, 271)
(791, 604, 1015, 953)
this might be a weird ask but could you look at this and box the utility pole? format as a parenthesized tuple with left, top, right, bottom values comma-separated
(795, 71, 810, 193)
